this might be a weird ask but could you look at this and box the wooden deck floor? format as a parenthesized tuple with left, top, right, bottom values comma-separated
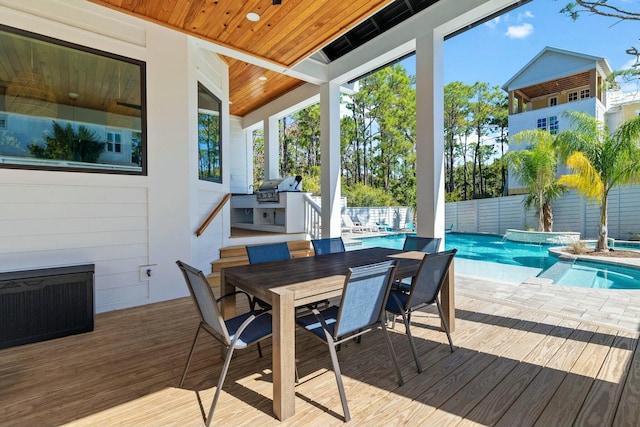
(1, 292, 639, 426)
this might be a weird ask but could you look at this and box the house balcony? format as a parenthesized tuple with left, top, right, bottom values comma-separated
(507, 97, 607, 137)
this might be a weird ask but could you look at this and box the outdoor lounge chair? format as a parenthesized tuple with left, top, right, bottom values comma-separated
(341, 214, 368, 233)
(400, 222, 416, 232)
(295, 260, 404, 422)
(176, 261, 272, 427)
(385, 249, 457, 373)
(311, 237, 346, 255)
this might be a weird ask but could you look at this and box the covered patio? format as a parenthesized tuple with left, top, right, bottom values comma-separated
(3, 277, 639, 426)
(3, 1, 639, 426)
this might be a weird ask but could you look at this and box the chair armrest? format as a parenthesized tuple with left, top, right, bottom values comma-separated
(217, 290, 253, 307)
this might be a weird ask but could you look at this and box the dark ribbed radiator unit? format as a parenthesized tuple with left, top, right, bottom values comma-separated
(0, 264, 95, 349)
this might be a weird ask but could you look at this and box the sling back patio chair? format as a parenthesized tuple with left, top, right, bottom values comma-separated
(176, 260, 272, 427)
(385, 249, 457, 373)
(394, 236, 442, 292)
(245, 242, 291, 312)
(295, 260, 404, 422)
(311, 237, 346, 255)
(402, 236, 442, 253)
(246, 241, 291, 264)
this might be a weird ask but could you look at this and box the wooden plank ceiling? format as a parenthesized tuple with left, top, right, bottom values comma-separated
(88, 0, 393, 116)
(516, 71, 591, 100)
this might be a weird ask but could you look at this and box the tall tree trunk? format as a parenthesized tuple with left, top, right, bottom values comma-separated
(543, 201, 553, 232)
(597, 192, 609, 251)
(472, 142, 479, 198)
(462, 134, 469, 200)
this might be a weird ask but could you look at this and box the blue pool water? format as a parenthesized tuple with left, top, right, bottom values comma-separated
(347, 232, 640, 290)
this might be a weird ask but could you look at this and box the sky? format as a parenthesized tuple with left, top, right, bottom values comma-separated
(400, 0, 639, 92)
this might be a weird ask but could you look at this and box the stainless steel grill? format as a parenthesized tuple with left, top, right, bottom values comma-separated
(255, 176, 302, 202)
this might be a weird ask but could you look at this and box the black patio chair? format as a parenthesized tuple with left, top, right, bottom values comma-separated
(385, 249, 457, 373)
(311, 237, 346, 255)
(176, 260, 272, 427)
(295, 260, 404, 422)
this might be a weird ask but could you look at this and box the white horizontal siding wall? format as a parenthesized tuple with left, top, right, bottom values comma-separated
(0, 180, 150, 311)
(0, 1, 231, 313)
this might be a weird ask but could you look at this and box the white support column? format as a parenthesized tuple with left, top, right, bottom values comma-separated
(415, 30, 445, 242)
(264, 116, 280, 179)
(320, 82, 341, 238)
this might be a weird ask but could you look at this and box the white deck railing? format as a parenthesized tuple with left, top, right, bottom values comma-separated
(303, 193, 322, 239)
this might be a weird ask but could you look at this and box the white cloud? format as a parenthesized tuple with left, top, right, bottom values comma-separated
(621, 57, 639, 70)
(505, 23, 534, 39)
(517, 10, 534, 21)
(484, 16, 501, 29)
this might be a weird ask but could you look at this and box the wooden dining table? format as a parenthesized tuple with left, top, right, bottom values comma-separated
(220, 246, 455, 421)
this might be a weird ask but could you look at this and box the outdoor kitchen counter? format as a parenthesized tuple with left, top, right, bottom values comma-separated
(230, 192, 308, 233)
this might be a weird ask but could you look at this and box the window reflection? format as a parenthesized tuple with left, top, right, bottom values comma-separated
(198, 82, 222, 183)
(0, 25, 146, 174)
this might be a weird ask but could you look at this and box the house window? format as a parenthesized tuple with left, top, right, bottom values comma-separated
(106, 132, 122, 153)
(0, 24, 146, 175)
(537, 117, 547, 131)
(549, 116, 558, 135)
(549, 97, 557, 107)
(198, 82, 222, 183)
(568, 88, 590, 102)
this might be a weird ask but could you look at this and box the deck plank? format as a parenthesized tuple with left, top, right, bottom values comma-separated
(0, 293, 638, 427)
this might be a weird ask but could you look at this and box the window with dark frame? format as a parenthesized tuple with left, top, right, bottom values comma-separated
(549, 116, 558, 135)
(197, 82, 222, 183)
(0, 25, 146, 174)
(537, 117, 547, 131)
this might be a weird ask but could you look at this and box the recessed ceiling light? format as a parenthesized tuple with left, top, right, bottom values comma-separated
(246, 12, 260, 22)
(258, 76, 267, 81)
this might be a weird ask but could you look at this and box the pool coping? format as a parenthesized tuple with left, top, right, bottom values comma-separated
(548, 247, 640, 269)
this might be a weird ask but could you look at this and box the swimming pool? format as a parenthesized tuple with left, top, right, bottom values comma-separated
(347, 232, 640, 290)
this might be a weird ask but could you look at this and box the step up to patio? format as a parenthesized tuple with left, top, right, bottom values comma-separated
(211, 240, 313, 274)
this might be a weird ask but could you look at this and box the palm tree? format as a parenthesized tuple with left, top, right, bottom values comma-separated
(555, 111, 640, 251)
(507, 129, 565, 232)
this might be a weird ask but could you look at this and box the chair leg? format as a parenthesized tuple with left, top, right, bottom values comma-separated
(399, 310, 422, 373)
(205, 345, 236, 427)
(179, 323, 204, 387)
(256, 342, 263, 358)
(381, 321, 404, 386)
(436, 299, 455, 352)
(327, 341, 351, 422)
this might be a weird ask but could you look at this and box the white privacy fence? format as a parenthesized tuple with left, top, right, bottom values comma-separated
(343, 185, 640, 240)
(446, 186, 640, 240)
(343, 206, 413, 231)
